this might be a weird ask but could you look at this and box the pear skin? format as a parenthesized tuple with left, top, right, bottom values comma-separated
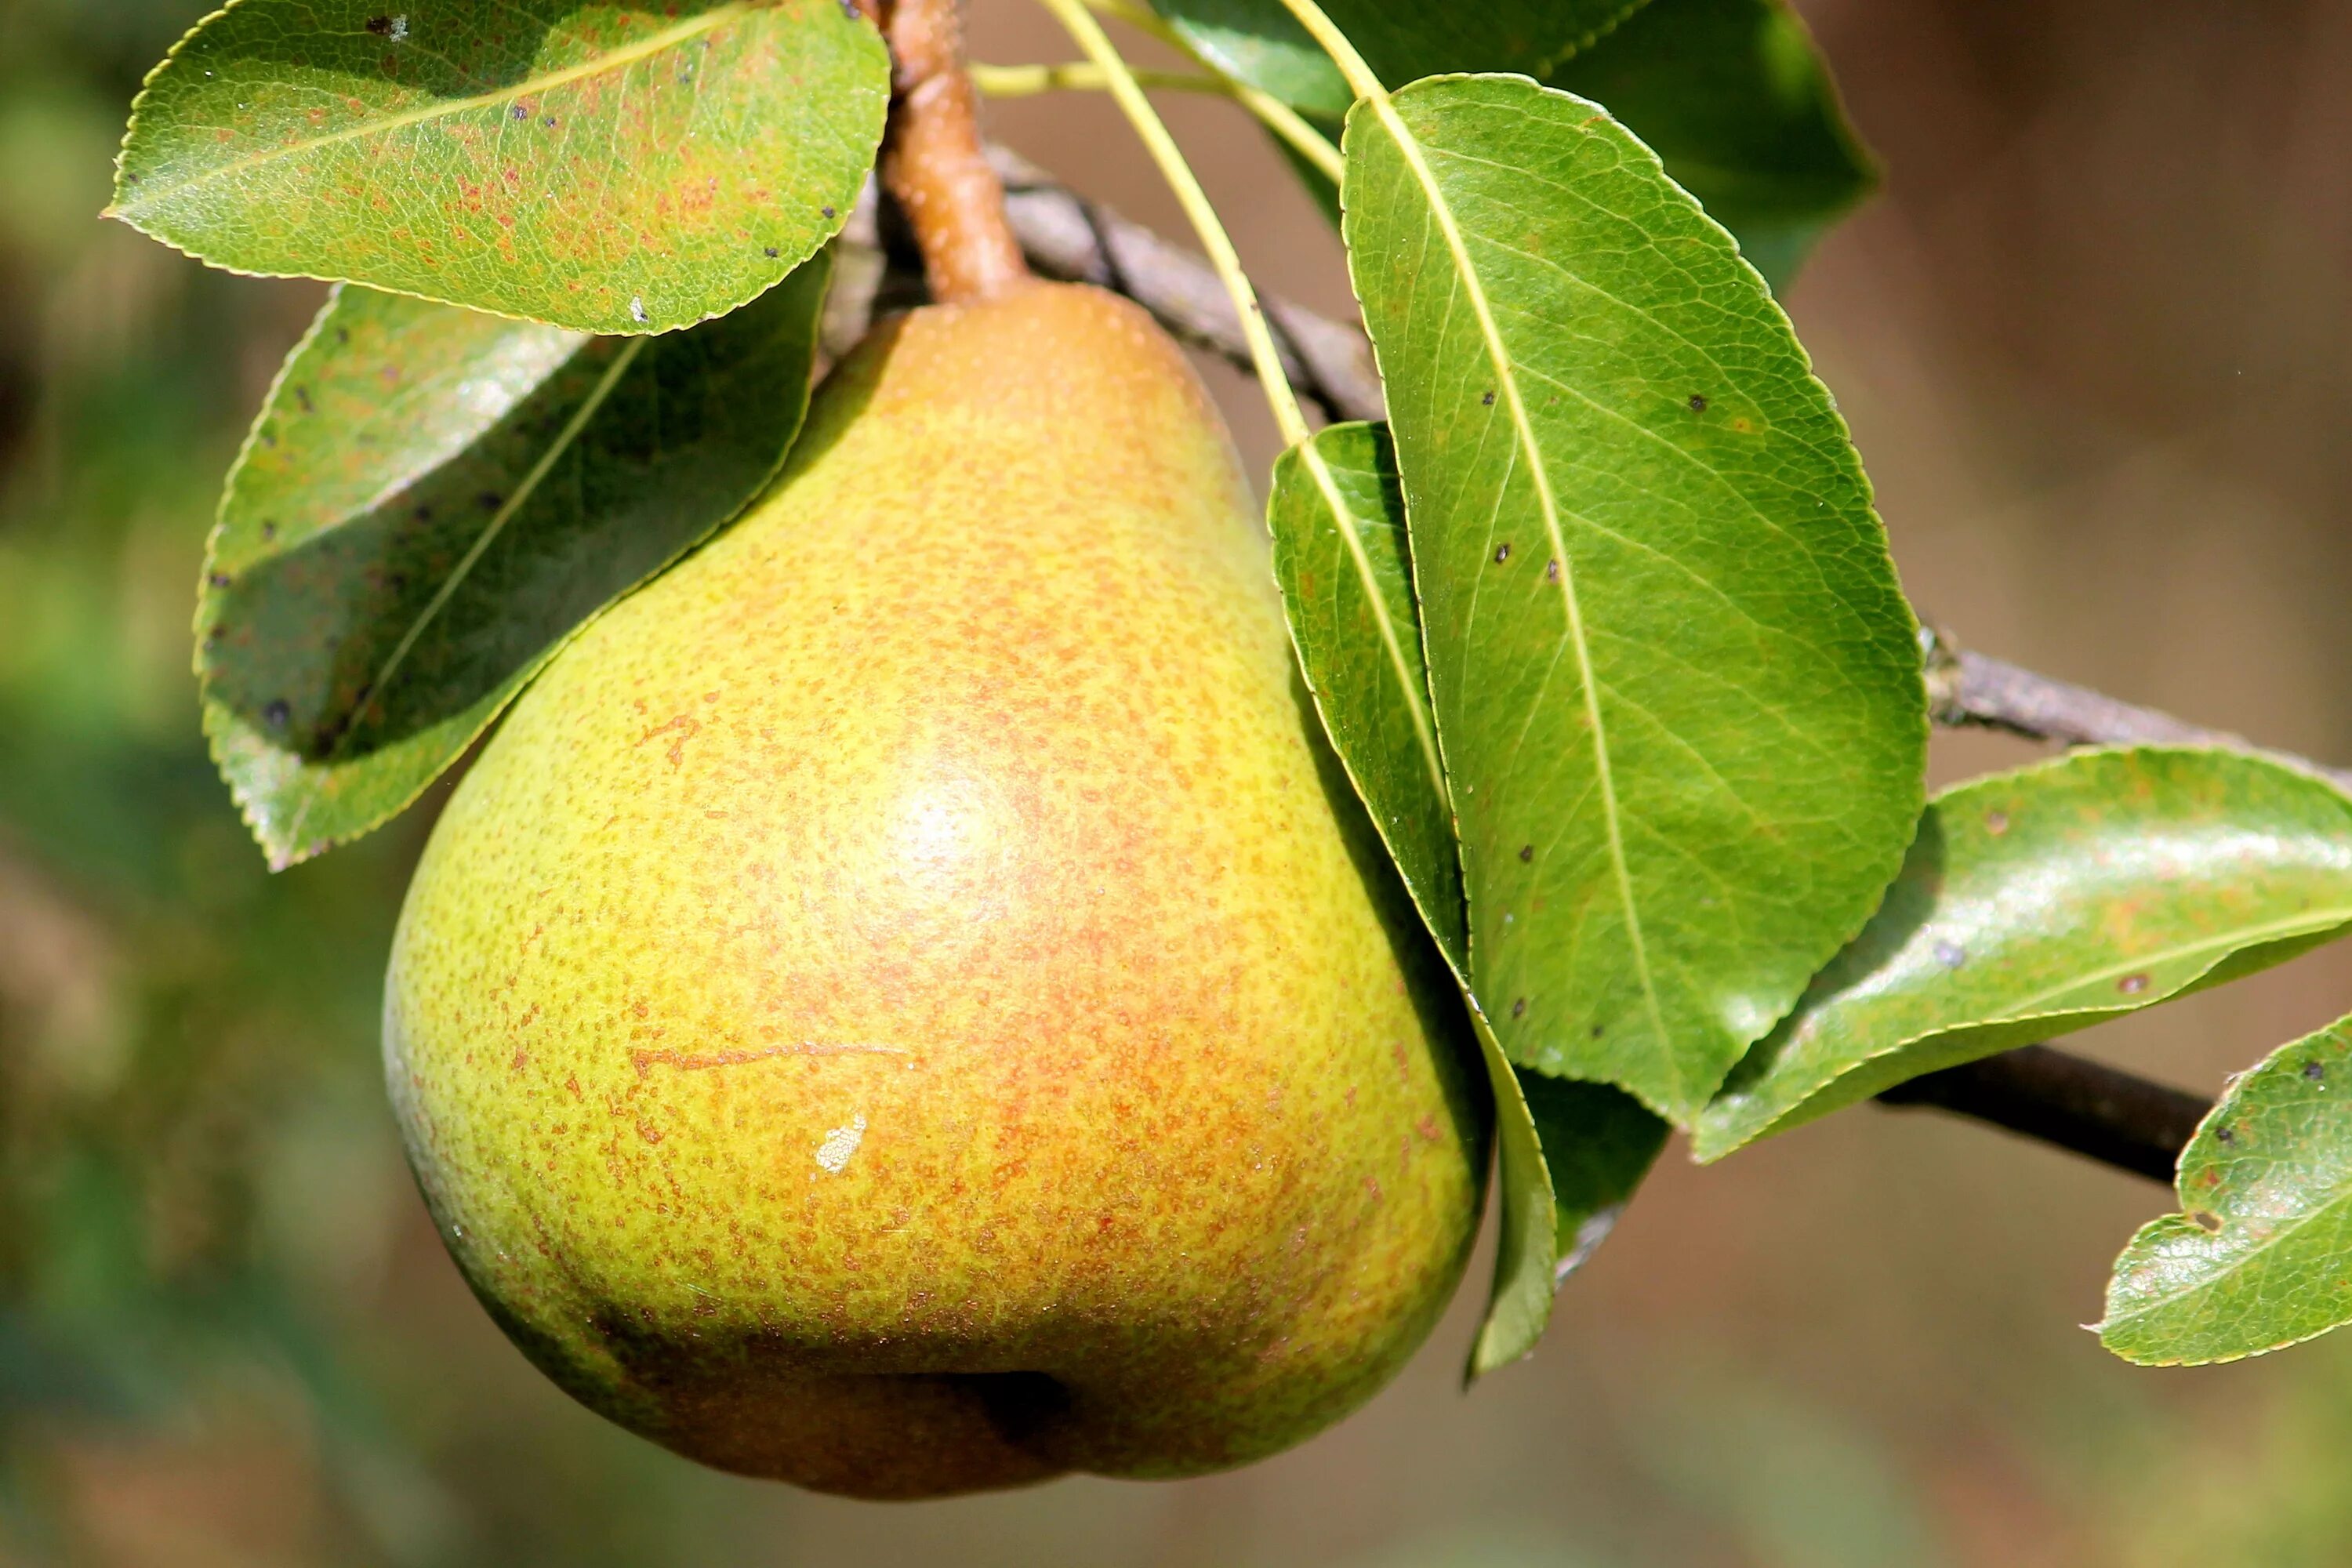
(384, 282, 1488, 1499)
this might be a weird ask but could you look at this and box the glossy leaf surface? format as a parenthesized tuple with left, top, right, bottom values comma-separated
(113, 1, 884, 333)
(1544, 0, 1875, 289)
(200, 256, 829, 868)
(2104, 1014, 2352, 1365)
(1699, 748, 2352, 1160)
(1344, 74, 1925, 1123)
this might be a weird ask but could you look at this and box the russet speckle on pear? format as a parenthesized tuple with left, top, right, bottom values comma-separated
(384, 282, 1488, 1499)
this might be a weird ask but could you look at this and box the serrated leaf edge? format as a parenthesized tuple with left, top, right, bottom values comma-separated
(1341, 76, 1675, 1110)
(1695, 746, 2352, 1162)
(1343, 73, 1923, 1122)
(2099, 1016, 2352, 1367)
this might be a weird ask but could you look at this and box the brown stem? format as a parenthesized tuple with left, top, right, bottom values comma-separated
(987, 147, 1381, 423)
(1924, 627, 2352, 793)
(880, 0, 1030, 304)
(1877, 1044, 2211, 1185)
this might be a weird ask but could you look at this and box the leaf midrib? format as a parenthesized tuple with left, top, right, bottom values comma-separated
(114, 5, 748, 216)
(1363, 81, 1671, 1091)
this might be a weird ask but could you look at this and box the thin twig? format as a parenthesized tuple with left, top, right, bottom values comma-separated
(1878, 1045, 2211, 1185)
(986, 146, 1381, 424)
(1925, 627, 2352, 793)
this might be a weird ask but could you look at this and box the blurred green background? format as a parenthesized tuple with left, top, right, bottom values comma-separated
(7, 0, 2352, 1563)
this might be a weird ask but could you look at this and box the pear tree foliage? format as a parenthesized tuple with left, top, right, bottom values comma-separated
(111, 0, 2352, 1377)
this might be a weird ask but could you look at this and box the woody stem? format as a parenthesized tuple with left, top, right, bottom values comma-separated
(879, 0, 1031, 303)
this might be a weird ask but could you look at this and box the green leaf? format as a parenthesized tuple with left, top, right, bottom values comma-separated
(1266, 423, 1549, 1370)
(1519, 1068, 1668, 1278)
(1342, 74, 1925, 1123)
(1269, 423, 1463, 960)
(2103, 1013, 2352, 1365)
(111, 1, 884, 335)
(1268, 422, 1668, 1374)
(1698, 747, 2352, 1160)
(1544, 0, 1876, 289)
(198, 252, 831, 869)
(1467, 1007, 1564, 1377)
(1274, 123, 1346, 228)
(1163, 0, 1873, 285)
(1149, 0, 1646, 121)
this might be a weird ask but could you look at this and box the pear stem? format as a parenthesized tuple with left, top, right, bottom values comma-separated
(880, 0, 1033, 304)
(1030, 0, 1316, 451)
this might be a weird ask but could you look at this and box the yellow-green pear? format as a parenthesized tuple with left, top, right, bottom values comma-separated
(384, 281, 1488, 1499)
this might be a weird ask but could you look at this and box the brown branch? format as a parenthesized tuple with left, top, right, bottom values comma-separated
(880, 0, 1030, 304)
(837, 154, 2334, 1189)
(1878, 1045, 2210, 1185)
(1924, 627, 2352, 792)
(986, 147, 1383, 425)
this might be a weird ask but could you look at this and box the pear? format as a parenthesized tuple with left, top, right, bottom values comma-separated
(383, 281, 1488, 1499)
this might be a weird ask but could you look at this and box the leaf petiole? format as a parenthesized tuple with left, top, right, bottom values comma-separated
(1265, 0, 1388, 103)
(1078, 0, 1187, 48)
(969, 60, 1343, 183)
(1027, 0, 1317, 450)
